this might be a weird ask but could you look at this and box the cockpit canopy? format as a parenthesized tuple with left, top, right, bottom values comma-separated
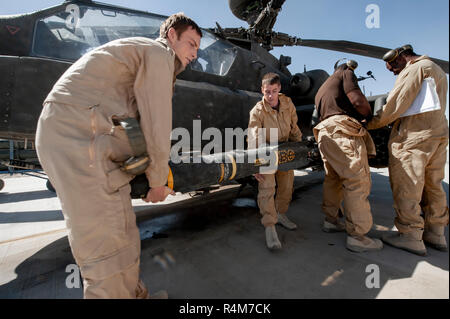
(32, 3, 237, 76)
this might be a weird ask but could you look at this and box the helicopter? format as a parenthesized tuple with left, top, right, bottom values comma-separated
(0, 0, 448, 192)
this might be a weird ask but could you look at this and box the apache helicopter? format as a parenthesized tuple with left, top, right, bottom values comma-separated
(0, 0, 448, 192)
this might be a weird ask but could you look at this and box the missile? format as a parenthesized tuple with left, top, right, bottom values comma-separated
(130, 141, 321, 198)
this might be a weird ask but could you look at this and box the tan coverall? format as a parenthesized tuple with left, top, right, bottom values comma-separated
(313, 116, 376, 236)
(314, 67, 376, 237)
(367, 55, 449, 238)
(36, 37, 183, 298)
(248, 94, 303, 227)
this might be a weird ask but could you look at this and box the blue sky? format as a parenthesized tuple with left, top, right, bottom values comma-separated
(2, 0, 449, 111)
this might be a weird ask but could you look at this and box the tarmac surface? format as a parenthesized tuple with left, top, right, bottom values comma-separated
(0, 166, 448, 299)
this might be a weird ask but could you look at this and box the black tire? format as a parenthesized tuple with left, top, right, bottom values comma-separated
(0, 179, 4, 192)
(46, 179, 56, 193)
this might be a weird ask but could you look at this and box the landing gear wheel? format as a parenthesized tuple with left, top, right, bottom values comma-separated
(0, 179, 4, 191)
(46, 180, 56, 193)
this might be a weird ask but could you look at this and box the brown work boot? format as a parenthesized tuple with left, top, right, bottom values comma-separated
(265, 225, 282, 250)
(322, 219, 345, 233)
(277, 213, 297, 230)
(382, 231, 427, 256)
(423, 225, 448, 252)
(346, 235, 383, 252)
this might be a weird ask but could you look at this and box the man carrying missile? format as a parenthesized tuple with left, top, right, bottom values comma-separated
(313, 59, 383, 253)
(248, 72, 303, 250)
(36, 13, 202, 298)
(367, 45, 448, 256)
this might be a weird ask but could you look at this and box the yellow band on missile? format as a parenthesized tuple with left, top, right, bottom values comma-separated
(218, 163, 225, 183)
(167, 166, 174, 190)
(227, 154, 237, 180)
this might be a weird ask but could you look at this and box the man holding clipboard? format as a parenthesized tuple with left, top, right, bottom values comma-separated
(368, 45, 449, 256)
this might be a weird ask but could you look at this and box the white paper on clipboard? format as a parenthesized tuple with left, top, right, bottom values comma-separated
(400, 77, 441, 117)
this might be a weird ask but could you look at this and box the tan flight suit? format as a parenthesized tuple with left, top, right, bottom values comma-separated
(248, 94, 303, 227)
(367, 55, 449, 239)
(314, 67, 376, 237)
(36, 37, 183, 298)
(313, 116, 376, 236)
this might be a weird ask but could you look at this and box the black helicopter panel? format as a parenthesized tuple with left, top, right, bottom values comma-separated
(1, 0, 448, 176)
(0, 0, 299, 145)
(0, 56, 71, 140)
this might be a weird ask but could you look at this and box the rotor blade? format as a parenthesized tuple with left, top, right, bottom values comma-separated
(298, 39, 449, 73)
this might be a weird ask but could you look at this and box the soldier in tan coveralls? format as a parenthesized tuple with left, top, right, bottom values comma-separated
(35, 13, 202, 298)
(248, 73, 303, 250)
(368, 45, 449, 256)
(314, 60, 383, 253)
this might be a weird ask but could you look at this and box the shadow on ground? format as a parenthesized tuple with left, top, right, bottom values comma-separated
(0, 190, 57, 203)
(0, 210, 64, 223)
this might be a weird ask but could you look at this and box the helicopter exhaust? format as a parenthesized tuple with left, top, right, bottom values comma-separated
(288, 69, 329, 105)
(290, 72, 311, 95)
(130, 141, 320, 198)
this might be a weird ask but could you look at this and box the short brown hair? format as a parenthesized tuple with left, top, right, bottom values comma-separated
(261, 73, 281, 87)
(159, 12, 202, 39)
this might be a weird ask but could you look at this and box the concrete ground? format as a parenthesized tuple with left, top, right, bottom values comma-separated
(0, 166, 448, 299)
